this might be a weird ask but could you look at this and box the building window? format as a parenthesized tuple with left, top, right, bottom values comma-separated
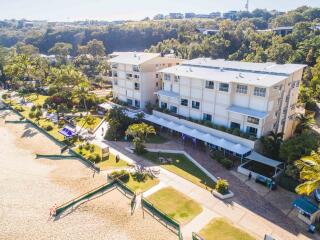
(170, 106, 177, 113)
(134, 100, 140, 108)
(134, 74, 139, 79)
(156, 74, 159, 78)
(192, 101, 200, 109)
(114, 80, 118, 85)
(181, 99, 188, 106)
(247, 116, 259, 125)
(246, 126, 258, 137)
(111, 64, 118, 69)
(134, 83, 140, 90)
(203, 113, 212, 121)
(164, 73, 171, 81)
(205, 81, 214, 89)
(174, 76, 180, 82)
(219, 83, 229, 92)
(236, 84, 248, 94)
(156, 82, 159, 87)
(113, 71, 118, 77)
(127, 99, 133, 106)
(126, 73, 132, 79)
(254, 87, 266, 97)
(230, 122, 241, 129)
(133, 65, 139, 72)
(160, 102, 167, 109)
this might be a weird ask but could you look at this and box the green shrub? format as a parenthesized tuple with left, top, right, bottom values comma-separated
(31, 105, 36, 111)
(2, 94, 8, 99)
(215, 178, 229, 194)
(14, 106, 24, 112)
(43, 124, 53, 131)
(279, 175, 300, 193)
(219, 158, 233, 169)
(109, 170, 130, 182)
(28, 111, 35, 119)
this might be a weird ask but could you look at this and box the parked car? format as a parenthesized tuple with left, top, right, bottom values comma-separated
(314, 189, 320, 202)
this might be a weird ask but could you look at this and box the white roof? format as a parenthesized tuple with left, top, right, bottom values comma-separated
(159, 64, 287, 87)
(182, 58, 306, 75)
(227, 105, 268, 119)
(246, 151, 283, 168)
(108, 52, 160, 65)
(142, 114, 251, 155)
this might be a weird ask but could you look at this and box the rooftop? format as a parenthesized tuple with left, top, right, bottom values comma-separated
(159, 58, 306, 87)
(108, 52, 160, 65)
(182, 58, 306, 76)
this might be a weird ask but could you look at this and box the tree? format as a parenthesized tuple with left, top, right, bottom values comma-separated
(260, 131, 283, 159)
(295, 113, 315, 134)
(48, 42, 72, 63)
(295, 151, 320, 195)
(81, 39, 106, 57)
(16, 43, 39, 56)
(125, 123, 156, 154)
(105, 107, 133, 141)
(266, 41, 294, 64)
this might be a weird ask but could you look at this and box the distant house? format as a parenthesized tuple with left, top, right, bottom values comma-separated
(185, 12, 196, 19)
(196, 28, 219, 35)
(271, 26, 293, 36)
(153, 14, 165, 20)
(168, 13, 184, 19)
(223, 11, 237, 20)
(209, 12, 221, 18)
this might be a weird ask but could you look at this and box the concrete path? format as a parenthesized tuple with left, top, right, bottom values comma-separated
(91, 137, 315, 240)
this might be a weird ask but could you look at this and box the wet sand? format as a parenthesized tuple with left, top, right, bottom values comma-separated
(0, 110, 176, 240)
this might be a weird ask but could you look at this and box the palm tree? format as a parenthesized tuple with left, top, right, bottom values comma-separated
(260, 131, 283, 159)
(295, 113, 315, 134)
(295, 151, 320, 195)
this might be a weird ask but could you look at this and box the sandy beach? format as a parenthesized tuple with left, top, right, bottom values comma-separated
(0, 110, 176, 240)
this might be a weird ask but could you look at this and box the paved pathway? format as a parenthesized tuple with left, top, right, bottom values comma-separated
(102, 139, 316, 240)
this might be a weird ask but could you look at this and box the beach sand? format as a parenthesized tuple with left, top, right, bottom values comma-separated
(0, 110, 176, 240)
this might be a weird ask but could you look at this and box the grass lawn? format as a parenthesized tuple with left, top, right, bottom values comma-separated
(199, 218, 255, 240)
(26, 93, 48, 106)
(37, 118, 65, 141)
(97, 153, 129, 170)
(145, 134, 168, 144)
(125, 173, 160, 193)
(147, 187, 202, 224)
(75, 116, 102, 131)
(142, 152, 216, 191)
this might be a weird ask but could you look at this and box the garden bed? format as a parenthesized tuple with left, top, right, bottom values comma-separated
(147, 187, 202, 224)
(241, 160, 275, 178)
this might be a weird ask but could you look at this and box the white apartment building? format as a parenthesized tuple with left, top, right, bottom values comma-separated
(156, 58, 306, 140)
(108, 52, 181, 109)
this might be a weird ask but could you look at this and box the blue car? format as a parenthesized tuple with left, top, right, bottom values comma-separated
(314, 189, 320, 202)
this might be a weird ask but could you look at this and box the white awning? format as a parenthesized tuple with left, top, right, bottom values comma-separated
(155, 90, 179, 98)
(98, 102, 114, 111)
(143, 113, 252, 155)
(246, 151, 283, 168)
(227, 105, 268, 119)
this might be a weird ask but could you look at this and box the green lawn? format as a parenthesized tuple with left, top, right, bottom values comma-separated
(199, 218, 256, 240)
(126, 173, 160, 193)
(97, 153, 129, 170)
(26, 93, 49, 106)
(75, 116, 102, 131)
(145, 134, 168, 144)
(37, 118, 65, 141)
(142, 152, 216, 190)
(147, 187, 202, 224)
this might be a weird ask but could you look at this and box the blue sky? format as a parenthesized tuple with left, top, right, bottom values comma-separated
(0, 0, 319, 21)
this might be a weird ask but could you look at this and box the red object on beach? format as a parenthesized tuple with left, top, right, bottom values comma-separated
(50, 206, 57, 216)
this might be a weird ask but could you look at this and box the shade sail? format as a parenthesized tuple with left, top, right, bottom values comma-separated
(246, 151, 283, 168)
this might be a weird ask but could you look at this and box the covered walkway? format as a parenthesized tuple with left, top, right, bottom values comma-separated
(127, 112, 252, 159)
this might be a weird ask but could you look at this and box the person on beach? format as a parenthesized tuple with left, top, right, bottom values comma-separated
(116, 154, 120, 163)
(248, 172, 252, 181)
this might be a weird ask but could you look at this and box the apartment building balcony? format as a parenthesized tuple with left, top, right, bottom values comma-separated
(155, 90, 179, 99)
(227, 105, 268, 119)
